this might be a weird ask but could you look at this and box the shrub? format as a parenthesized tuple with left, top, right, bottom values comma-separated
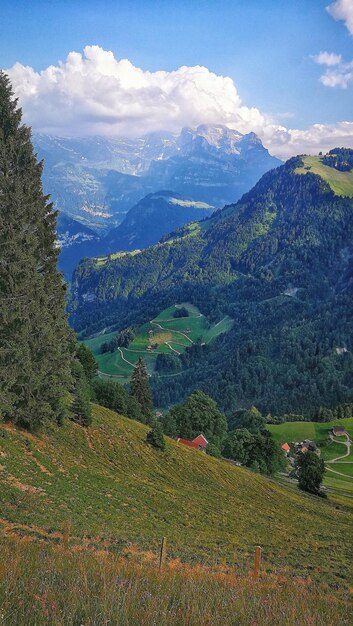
(146, 422, 165, 451)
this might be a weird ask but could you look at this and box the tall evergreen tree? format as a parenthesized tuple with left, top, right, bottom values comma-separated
(130, 358, 153, 423)
(0, 72, 72, 429)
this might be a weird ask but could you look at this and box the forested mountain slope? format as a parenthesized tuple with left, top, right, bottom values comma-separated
(71, 155, 353, 416)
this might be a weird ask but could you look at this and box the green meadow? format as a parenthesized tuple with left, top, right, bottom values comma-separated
(268, 418, 353, 498)
(82, 303, 233, 381)
(295, 155, 353, 197)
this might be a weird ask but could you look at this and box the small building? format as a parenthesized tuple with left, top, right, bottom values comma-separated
(332, 426, 346, 437)
(295, 440, 318, 455)
(281, 442, 290, 455)
(176, 433, 208, 452)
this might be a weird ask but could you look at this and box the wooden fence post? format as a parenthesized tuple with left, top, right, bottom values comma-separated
(253, 546, 262, 579)
(159, 536, 167, 571)
(63, 519, 71, 550)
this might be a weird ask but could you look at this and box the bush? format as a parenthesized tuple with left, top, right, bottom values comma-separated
(206, 443, 221, 458)
(146, 422, 165, 451)
(92, 379, 142, 422)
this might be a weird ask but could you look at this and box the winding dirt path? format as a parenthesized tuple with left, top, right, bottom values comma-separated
(165, 342, 181, 355)
(118, 347, 137, 369)
(326, 466, 353, 479)
(326, 434, 351, 463)
(98, 370, 125, 380)
(325, 433, 353, 479)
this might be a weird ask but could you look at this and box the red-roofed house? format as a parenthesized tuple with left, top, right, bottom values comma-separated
(177, 434, 208, 452)
(281, 442, 290, 455)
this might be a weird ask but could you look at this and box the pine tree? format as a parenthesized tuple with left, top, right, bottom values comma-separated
(130, 358, 153, 423)
(0, 72, 72, 429)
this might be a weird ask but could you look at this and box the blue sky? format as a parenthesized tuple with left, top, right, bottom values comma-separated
(1, 0, 352, 156)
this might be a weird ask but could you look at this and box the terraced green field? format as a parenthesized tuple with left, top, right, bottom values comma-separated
(295, 155, 353, 197)
(82, 303, 233, 381)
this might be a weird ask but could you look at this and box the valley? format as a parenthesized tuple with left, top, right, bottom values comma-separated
(2, 2, 353, 621)
(71, 154, 353, 418)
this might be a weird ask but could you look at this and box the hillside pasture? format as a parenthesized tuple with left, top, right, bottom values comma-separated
(81, 303, 233, 380)
(0, 405, 352, 587)
(268, 418, 353, 446)
(295, 155, 353, 197)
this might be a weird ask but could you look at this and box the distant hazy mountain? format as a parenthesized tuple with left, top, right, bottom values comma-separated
(102, 191, 215, 252)
(145, 126, 281, 207)
(56, 213, 98, 248)
(57, 190, 215, 279)
(34, 125, 281, 232)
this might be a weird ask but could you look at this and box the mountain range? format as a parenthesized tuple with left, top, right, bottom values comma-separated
(70, 151, 353, 417)
(35, 125, 281, 232)
(48, 124, 280, 278)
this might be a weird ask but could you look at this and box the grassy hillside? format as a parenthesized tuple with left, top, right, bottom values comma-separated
(0, 405, 352, 586)
(82, 303, 233, 380)
(295, 155, 353, 196)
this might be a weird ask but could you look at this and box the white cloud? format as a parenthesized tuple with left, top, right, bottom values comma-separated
(6, 45, 353, 160)
(7, 45, 270, 139)
(313, 3, 353, 89)
(327, 0, 353, 34)
(266, 121, 353, 158)
(320, 60, 353, 87)
(312, 53, 353, 88)
(312, 51, 342, 65)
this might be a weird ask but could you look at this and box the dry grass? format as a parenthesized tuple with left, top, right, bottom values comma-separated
(0, 537, 351, 626)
